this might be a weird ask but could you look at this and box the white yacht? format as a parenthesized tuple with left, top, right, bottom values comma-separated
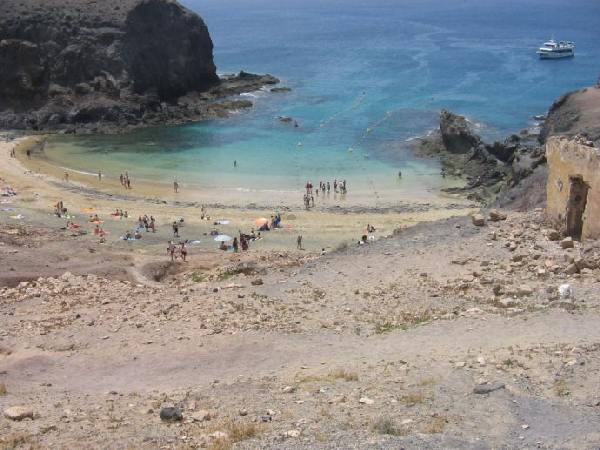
(537, 39, 575, 59)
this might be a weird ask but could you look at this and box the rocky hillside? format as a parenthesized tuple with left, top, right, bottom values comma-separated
(0, 0, 279, 133)
(541, 83, 600, 145)
(411, 110, 545, 204)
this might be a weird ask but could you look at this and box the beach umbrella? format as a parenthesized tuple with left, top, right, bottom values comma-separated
(214, 234, 233, 242)
(254, 217, 269, 226)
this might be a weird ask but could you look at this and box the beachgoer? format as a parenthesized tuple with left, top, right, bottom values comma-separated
(234, 160, 237, 168)
(232, 237, 239, 252)
(150, 216, 156, 232)
(297, 235, 302, 250)
(98, 171, 102, 182)
(167, 242, 176, 261)
(26, 149, 31, 158)
(172, 221, 179, 238)
(174, 180, 179, 193)
(64, 172, 69, 182)
(398, 170, 402, 178)
(119, 173, 124, 185)
(180, 241, 188, 261)
(219, 241, 228, 251)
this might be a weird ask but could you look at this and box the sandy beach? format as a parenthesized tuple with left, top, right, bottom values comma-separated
(0, 136, 476, 260)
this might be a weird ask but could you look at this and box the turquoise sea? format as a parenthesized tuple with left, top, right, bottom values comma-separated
(44, 0, 600, 204)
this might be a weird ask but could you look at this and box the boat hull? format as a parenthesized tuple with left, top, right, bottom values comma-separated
(538, 51, 574, 59)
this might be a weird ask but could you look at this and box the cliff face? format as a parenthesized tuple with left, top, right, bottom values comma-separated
(0, 0, 225, 132)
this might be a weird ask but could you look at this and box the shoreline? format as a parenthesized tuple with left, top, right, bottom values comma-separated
(1, 135, 477, 258)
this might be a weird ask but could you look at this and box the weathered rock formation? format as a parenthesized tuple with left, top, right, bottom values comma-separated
(541, 84, 600, 145)
(412, 110, 545, 203)
(0, 0, 280, 133)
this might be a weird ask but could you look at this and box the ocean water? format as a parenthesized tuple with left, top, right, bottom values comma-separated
(44, 0, 600, 204)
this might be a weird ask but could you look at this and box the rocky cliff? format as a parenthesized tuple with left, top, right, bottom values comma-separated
(0, 0, 279, 133)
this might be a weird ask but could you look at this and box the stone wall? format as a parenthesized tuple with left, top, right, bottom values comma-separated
(546, 136, 600, 240)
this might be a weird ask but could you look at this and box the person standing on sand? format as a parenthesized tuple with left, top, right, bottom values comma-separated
(167, 242, 176, 262)
(180, 241, 188, 261)
(119, 173, 124, 185)
(64, 172, 69, 182)
(98, 171, 102, 182)
(172, 221, 179, 238)
(297, 235, 303, 250)
(232, 237, 239, 253)
(174, 180, 179, 193)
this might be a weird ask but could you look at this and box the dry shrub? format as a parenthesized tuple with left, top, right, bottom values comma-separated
(208, 420, 260, 450)
(372, 417, 408, 436)
(0, 432, 35, 450)
(298, 368, 359, 383)
(553, 378, 570, 397)
(421, 416, 447, 434)
(401, 391, 425, 404)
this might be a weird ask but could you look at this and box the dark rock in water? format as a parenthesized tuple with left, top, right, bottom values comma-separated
(278, 116, 293, 123)
(0, 0, 279, 133)
(473, 382, 505, 394)
(439, 109, 481, 154)
(271, 87, 292, 93)
(159, 406, 183, 422)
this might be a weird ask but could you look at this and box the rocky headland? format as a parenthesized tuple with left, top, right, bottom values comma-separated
(0, 0, 282, 134)
(411, 110, 546, 204)
(412, 83, 600, 208)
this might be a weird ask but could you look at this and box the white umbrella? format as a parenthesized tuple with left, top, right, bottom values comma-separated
(214, 234, 233, 242)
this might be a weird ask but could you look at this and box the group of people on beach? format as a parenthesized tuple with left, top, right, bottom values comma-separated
(119, 172, 132, 189)
(138, 215, 157, 233)
(2, 185, 17, 197)
(111, 209, 129, 219)
(167, 241, 188, 261)
(303, 179, 348, 209)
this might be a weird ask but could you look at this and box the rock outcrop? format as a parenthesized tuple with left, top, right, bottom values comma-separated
(0, 0, 280, 133)
(540, 84, 600, 145)
(412, 110, 545, 203)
